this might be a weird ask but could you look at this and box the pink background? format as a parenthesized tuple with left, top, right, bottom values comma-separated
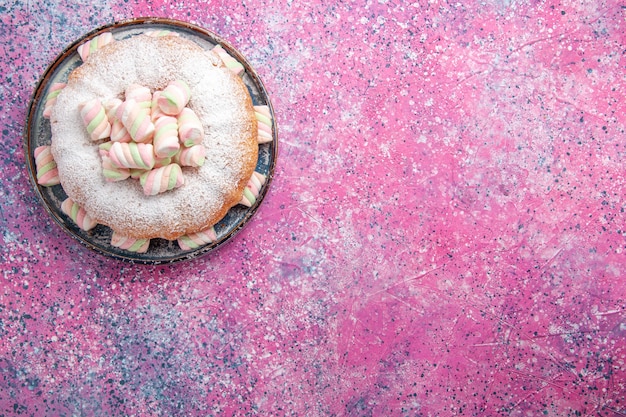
(1, 0, 625, 415)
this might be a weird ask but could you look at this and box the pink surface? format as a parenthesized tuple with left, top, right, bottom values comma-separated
(1, 0, 625, 415)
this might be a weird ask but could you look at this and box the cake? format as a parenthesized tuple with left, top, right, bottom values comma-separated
(36, 30, 273, 253)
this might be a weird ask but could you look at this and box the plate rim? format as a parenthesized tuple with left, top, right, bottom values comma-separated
(23, 17, 278, 265)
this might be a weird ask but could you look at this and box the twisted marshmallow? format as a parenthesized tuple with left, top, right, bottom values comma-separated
(101, 156, 131, 182)
(153, 116, 180, 158)
(108, 142, 155, 170)
(158, 80, 190, 116)
(103, 101, 133, 143)
(127, 158, 170, 179)
(150, 91, 167, 122)
(108, 99, 135, 142)
(254, 105, 273, 144)
(111, 231, 150, 253)
(125, 84, 152, 109)
(239, 171, 267, 207)
(144, 30, 180, 38)
(34, 145, 60, 186)
(110, 98, 128, 121)
(177, 107, 204, 146)
(43, 83, 66, 119)
(211, 45, 244, 76)
(140, 163, 184, 196)
(98, 142, 129, 182)
(110, 120, 132, 143)
(61, 198, 98, 231)
(80, 98, 111, 141)
(177, 227, 217, 250)
(120, 98, 155, 143)
(103, 98, 122, 120)
(98, 141, 112, 156)
(128, 156, 172, 180)
(173, 144, 206, 167)
(77, 32, 113, 61)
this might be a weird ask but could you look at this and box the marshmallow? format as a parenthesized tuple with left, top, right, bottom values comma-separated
(211, 45, 244, 76)
(144, 30, 180, 38)
(177, 227, 218, 250)
(125, 84, 152, 109)
(173, 144, 206, 167)
(108, 142, 155, 170)
(79, 98, 111, 141)
(239, 171, 267, 207)
(139, 163, 184, 196)
(150, 91, 167, 122)
(158, 80, 191, 116)
(120, 98, 155, 143)
(103, 98, 123, 121)
(98, 141, 113, 157)
(34, 145, 60, 186)
(254, 105, 273, 144)
(153, 116, 180, 158)
(110, 120, 132, 143)
(77, 32, 114, 61)
(111, 231, 150, 253)
(177, 107, 204, 146)
(42, 83, 66, 119)
(61, 198, 98, 231)
(101, 156, 131, 182)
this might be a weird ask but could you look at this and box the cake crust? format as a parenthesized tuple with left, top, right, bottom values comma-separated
(50, 34, 258, 240)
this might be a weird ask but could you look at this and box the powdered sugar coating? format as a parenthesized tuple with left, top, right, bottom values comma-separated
(50, 34, 258, 240)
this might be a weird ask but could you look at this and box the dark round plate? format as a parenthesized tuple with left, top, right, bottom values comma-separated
(24, 18, 277, 264)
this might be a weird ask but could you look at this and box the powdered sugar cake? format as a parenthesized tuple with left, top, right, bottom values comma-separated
(50, 34, 258, 241)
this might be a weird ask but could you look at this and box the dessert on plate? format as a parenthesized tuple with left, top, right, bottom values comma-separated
(34, 30, 273, 253)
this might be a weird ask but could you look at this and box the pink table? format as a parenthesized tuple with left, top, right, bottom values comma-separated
(2, 1, 625, 415)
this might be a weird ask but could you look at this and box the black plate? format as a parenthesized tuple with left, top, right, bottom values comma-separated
(24, 18, 277, 264)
